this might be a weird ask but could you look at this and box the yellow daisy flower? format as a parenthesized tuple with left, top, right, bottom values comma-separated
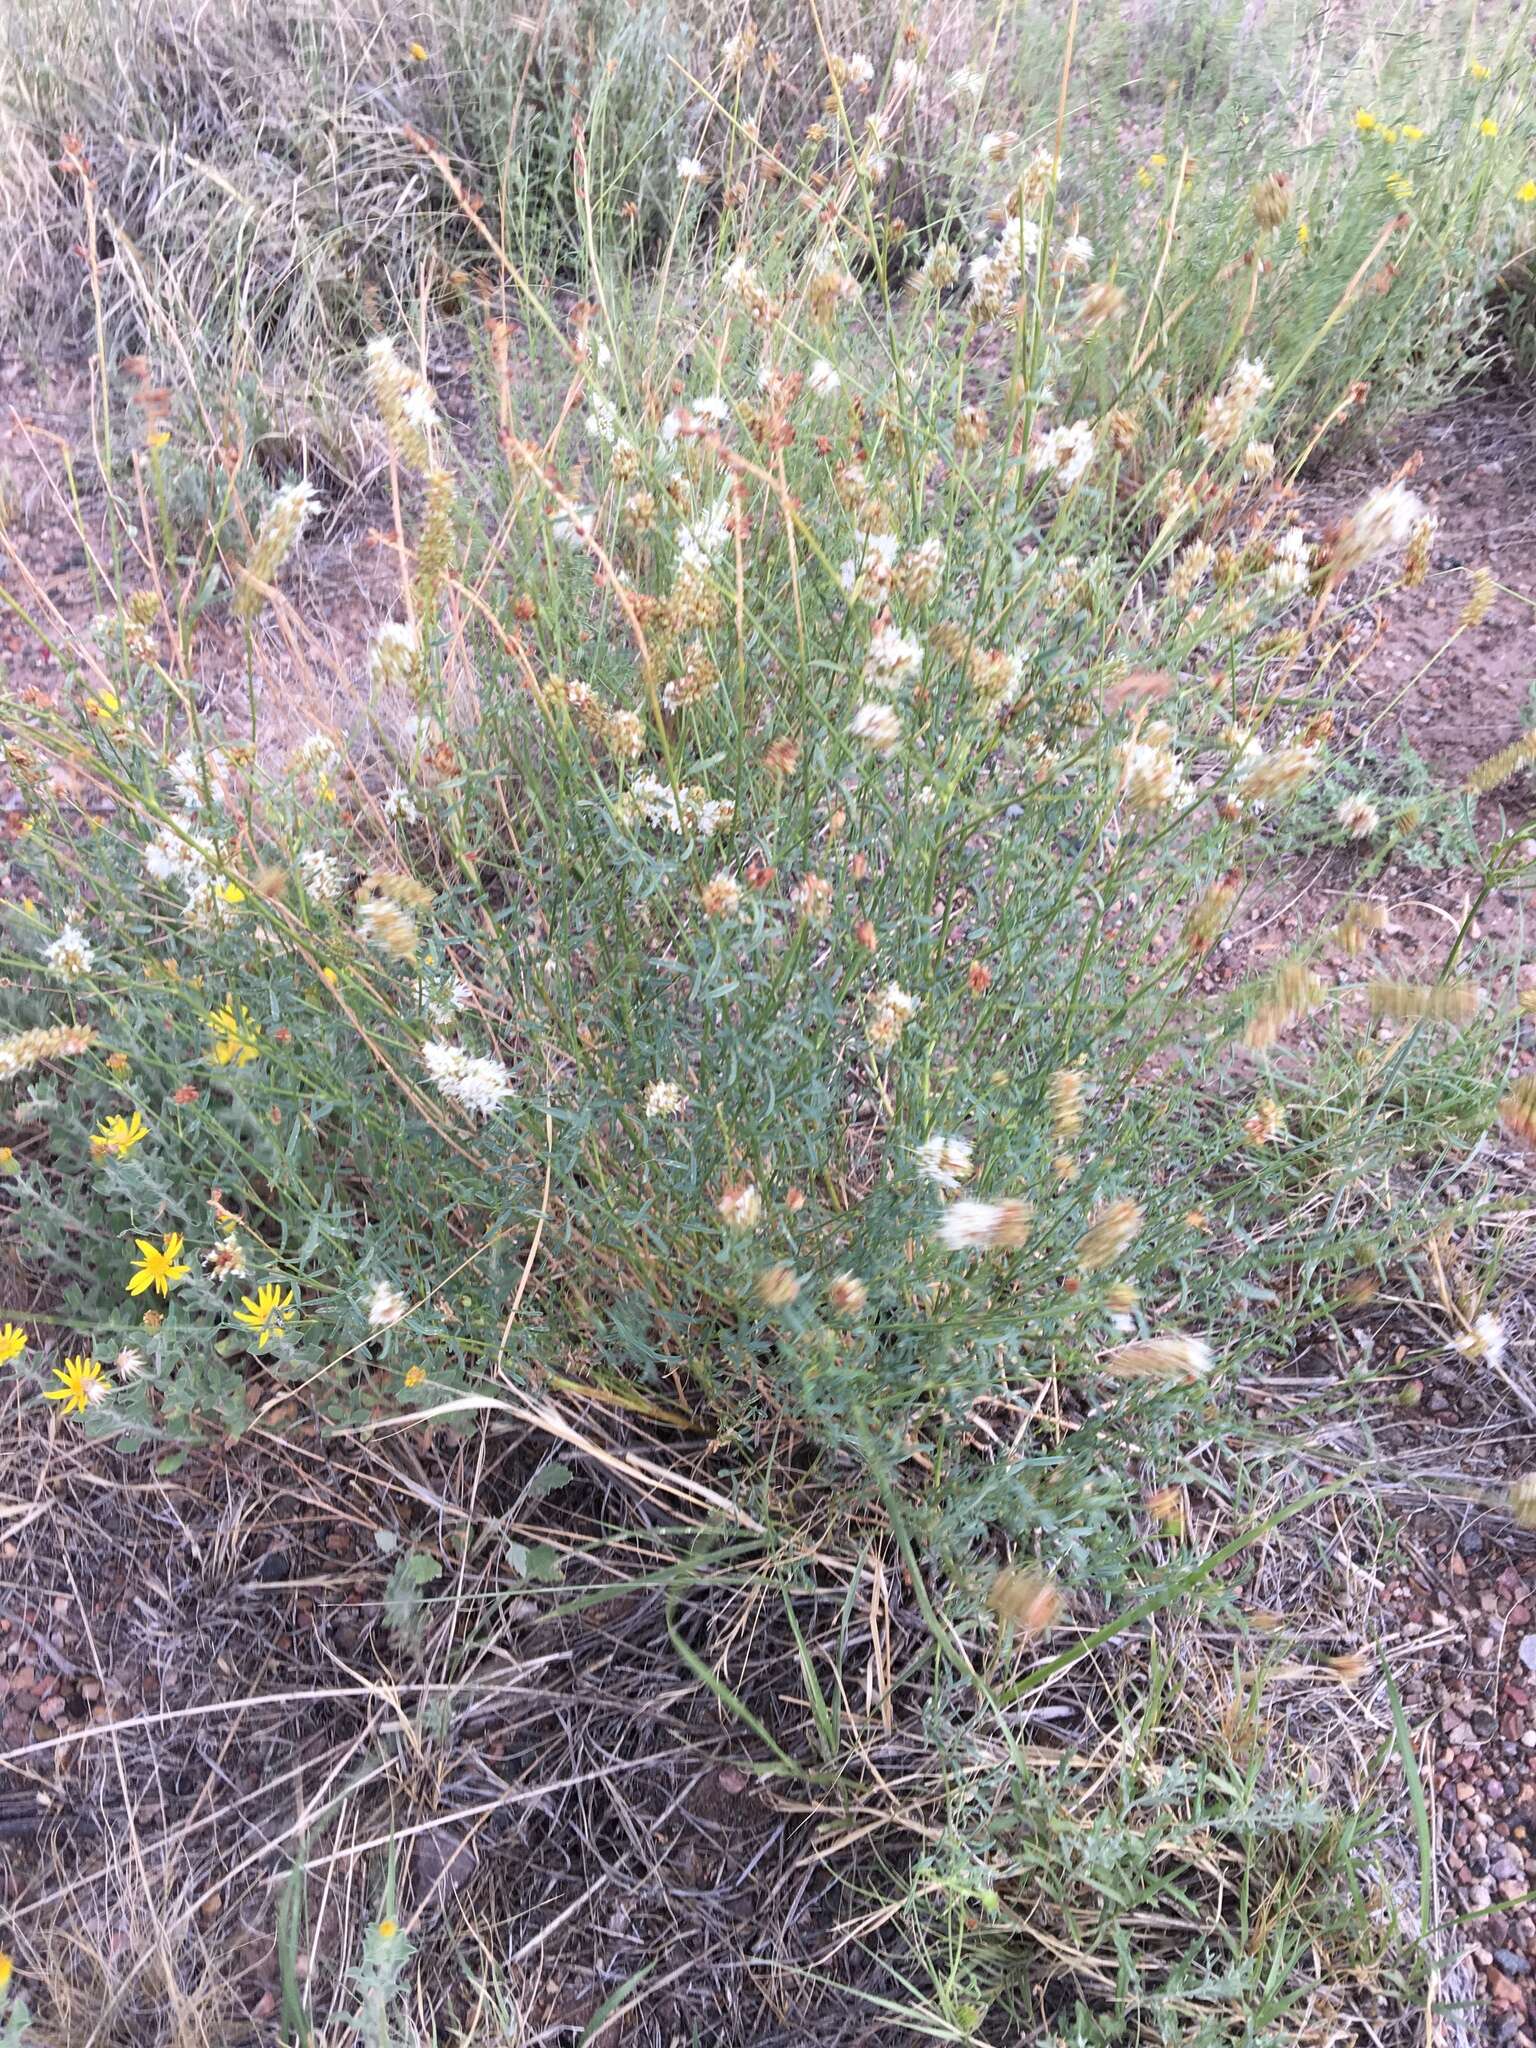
(1481, 118, 1499, 139)
(45, 1355, 108, 1416)
(0, 1324, 27, 1366)
(1470, 59, 1491, 80)
(91, 1110, 149, 1160)
(1401, 124, 1424, 142)
(1520, 180, 1536, 203)
(1354, 108, 1377, 132)
(127, 1232, 190, 1298)
(233, 1282, 296, 1349)
(206, 998, 260, 1067)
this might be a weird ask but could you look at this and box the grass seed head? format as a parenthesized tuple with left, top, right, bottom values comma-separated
(0, 1023, 96, 1083)
(1250, 172, 1292, 229)
(1499, 1074, 1536, 1146)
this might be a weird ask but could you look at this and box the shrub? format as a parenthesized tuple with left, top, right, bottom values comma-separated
(3, 43, 1513, 1505)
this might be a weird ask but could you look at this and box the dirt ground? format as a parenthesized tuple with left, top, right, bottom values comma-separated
(0, 351, 399, 756)
(5, 344, 1536, 2038)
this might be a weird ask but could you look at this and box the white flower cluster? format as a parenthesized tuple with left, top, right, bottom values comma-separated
(661, 394, 730, 446)
(290, 733, 341, 779)
(1200, 357, 1272, 451)
(849, 703, 902, 753)
(298, 849, 346, 903)
(676, 493, 732, 571)
(915, 1134, 973, 1191)
(169, 745, 237, 814)
(644, 1079, 688, 1118)
(1029, 421, 1095, 490)
(234, 478, 319, 621)
(368, 1280, 409, 1328)
(840, 530, 899, 602)
(863, 625, 923, 686)
(369, 621, 419, 689)
(422, 1038, 512, 1119)
(142, 812, 244, 932)
(1119, 738, 1189, 814)
(937, 1198, 1031, 1251)
(41, 923, 94, 979)
(1330, 482, 1432, 579)
(624, 773, 734, 839)
(1263, 527, 1311, 598)
(868, 981, 919, 1052)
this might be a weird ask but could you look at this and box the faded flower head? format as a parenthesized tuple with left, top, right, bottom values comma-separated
(938, 1198, 1032, 1252)
(700, 870, 743, 919)
(849, 702, 902, 753)
(827, 1272, 868, 1316)
(1120, 739, 1188, 814)
(717, 1181, 763, 1231)
(1047, 1067, 1085, 1141)
(236, 480, 318, 617)
(988, 1567, 1062, 1636)
(915, 1133, 973, 1190)
(868, 981, 920, 1053)
(1200, 358, 1272, 450)
(755, 1262, 800, 1309)
(1335, 793, 1380, 840)
(1244, 1096, 1285, 1147)
(1237, 742, 1318, 805)
(792, 873, 835, 922)
(369, 621, 419, 690)
(368, 1280, 409, 1329)
(1103, 1334, 1213, 1383)
(1327, 482, 1430, 581)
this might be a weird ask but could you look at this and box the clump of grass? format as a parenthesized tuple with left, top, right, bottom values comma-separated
(1, 8, 1532, 2040)
(0, 0, 696, 385)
